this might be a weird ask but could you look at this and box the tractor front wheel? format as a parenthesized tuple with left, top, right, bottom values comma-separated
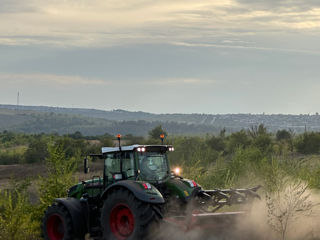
(42, 203, 84, 240)
(101, 188, 162, 240)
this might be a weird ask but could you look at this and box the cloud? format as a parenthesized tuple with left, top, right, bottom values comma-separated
(0, 73, 110, 86)
(0, 73, 216, 88)
(0, 0, 37, 13)
(235, 0, 320, 11)
(0, 0, 319, 47)
(146, 78, 217, 86)
(170, 41, 320, 55)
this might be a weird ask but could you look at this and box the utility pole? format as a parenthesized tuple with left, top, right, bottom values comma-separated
(17, 91, 20, 109)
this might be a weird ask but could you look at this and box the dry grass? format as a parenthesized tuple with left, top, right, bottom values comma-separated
(0, 160, 105, 189)
(0, 164, 45, 188)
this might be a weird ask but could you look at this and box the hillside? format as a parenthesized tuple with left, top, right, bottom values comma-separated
(1, 104, 320, 135)
(0, 107, 219, 135)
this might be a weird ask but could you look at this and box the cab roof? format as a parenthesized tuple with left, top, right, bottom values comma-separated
(101, 145, 172, 154)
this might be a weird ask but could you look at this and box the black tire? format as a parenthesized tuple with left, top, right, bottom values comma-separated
(42, 203, 85, 240)
(101, 187, 162, 240)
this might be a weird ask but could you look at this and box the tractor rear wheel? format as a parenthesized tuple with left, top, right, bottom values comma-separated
(101, 188, 162, 240)
(42, 203, 84, 240)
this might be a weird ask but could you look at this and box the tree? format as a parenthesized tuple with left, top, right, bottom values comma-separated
(54, 136, 85, 158)
(148, 125, 168, 139)
(248, 124, 268, 139)
(0, 130, 15, 144)
(266, 181, 314, 240)
(0, 181, 39, 240)
(227, 130, 251, 152)
(37, 144, 77, 218)
(68, 131, 83, 139)
(24, 137, 48, 163)
(207, 135, 226, 152)
(253, 134, 272, 153)
(295, 132, 320, 154)
(276, 130, 292, 142)
(248, 124, 272, 153)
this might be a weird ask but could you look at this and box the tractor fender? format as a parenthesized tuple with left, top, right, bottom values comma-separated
(55, 197, 88, 236)
(101, 180, 165, 204)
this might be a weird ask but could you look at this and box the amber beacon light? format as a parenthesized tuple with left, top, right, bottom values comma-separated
(160, 134, 165, 144)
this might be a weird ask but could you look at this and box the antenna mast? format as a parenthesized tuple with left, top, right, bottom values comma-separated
(17, 91, 20, 108)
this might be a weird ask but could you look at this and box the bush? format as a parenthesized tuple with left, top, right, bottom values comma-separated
(36, 143, 77, 219)
(0, 148, 25, 164)
(266, 180, 314, 240)
(169, 136, 218, 166)
(227, 130, 251, 153)
(0, 183, 39, 240)
(295, 132, 320, 154)
(206, 135, 226, 152)
(54, 137, 85, 158)
(276, 129, 292, 142)
(24, 137, 48, 163)
(0, 143, 78, 239)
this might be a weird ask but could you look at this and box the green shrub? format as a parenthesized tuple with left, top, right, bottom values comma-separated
(206, 135, 226, 152)
(295, 132, 320, 154)
(226, 130, 251, 153)
(36, 143, 77, 220)
(0, 185, 39, 240)
(24, 137, 48, 163)
(0, 148, 25, 164)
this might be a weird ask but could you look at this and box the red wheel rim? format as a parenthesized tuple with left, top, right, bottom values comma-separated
(46, 214, 64, 240)
(110, 203, 135, 240)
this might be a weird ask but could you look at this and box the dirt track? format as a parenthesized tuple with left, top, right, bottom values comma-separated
(0, 163, 46, 188)
(0, 161, 104, 189)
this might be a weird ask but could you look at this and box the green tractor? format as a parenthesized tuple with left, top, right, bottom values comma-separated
(42, 135, 260, 240)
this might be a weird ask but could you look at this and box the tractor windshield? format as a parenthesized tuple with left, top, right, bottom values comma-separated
(138, 152, 169, 181)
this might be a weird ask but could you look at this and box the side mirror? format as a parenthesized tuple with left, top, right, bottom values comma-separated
(84, 157, 90, 174)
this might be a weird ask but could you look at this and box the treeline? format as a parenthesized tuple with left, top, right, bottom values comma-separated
(3, 104, 320, 133)
(1, 125, 320, 165)
(0, 131, 113, 165)
(0, 109, 221, 136)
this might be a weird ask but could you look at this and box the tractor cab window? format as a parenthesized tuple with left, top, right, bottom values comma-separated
(138, 152, 169, 181)
(105, 153, 121, 183)
(122, 152, 135, 179)
(105, 152, 136, 183)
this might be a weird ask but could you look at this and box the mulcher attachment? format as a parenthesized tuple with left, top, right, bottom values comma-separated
(196, 185, 261, 212)
(163, 186, 261, 235)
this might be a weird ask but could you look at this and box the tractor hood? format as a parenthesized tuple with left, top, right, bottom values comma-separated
(165, 178, 201, 203)
(68, 178, 103, 199)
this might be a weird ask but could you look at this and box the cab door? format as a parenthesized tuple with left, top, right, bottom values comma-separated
(104, 152, 121, 187)
(104, 152, 136, 187)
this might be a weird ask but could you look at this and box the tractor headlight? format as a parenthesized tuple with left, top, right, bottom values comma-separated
(137, 147, 146, 152)
(174, 167, 181, 175)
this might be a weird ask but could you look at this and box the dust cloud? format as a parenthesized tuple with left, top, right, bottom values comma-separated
(155, 188, 320, 240)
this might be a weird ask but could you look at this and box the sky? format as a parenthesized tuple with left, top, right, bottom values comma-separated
(0, 0, 320, 114)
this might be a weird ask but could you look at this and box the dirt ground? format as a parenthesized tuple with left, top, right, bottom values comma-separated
(0, 163, 46, 188)
(0, 161, 105, 189)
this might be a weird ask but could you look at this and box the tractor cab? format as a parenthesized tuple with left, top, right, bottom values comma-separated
(101, 144, 174, 186)
(70, 143, 174, 200)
